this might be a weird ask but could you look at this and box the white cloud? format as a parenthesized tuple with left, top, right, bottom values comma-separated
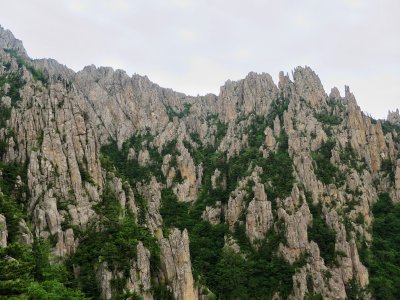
(172, 0, 193, 8)
(149, 55, 245, 95)
(177, 29, 197, 43)
(66, 0, 86, 13)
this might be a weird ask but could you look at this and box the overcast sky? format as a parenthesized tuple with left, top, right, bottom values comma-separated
(0, 0, 399, 118)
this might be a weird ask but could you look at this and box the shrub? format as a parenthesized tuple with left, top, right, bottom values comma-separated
(314, 113, 342, 126)
(306, 194, 337, 266)
(312, 140, 341, 185)
(360, 193, 400, 299)
(77, 162, 95, 185)
(70, 211, 159, 298)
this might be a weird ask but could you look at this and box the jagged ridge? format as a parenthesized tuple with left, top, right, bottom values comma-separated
(1, 25, 400, 300)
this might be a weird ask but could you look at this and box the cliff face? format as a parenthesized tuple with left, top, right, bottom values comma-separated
(1, 26, 399, 300)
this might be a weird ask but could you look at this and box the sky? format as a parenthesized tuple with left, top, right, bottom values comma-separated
(0, 0, 399, 119)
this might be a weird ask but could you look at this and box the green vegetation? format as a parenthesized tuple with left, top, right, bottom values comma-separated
(359, 193, 400, 300)
(226, 131, 294, 203)
(159, 187, 300, 298)
(380, 159, 395, 182)
(0, 161, 29, 241)
(305, 273, 324, 300)
(4, 48, 48, 85)
(0, 159, 81, 299)
(77, 161, 95, 185)
(0, 72, 24, 103)
(212, 229, 306, 299)
(381, 120, 400, 136)
(306, 194, 337, 266)
(189, 221, 228, 284)
(345, 278, 365, 300)
(69, 186, 159, 299)
(4, 40, 400, 300)
(100, 132, 167, 223)
(36, 129, 44, 148)
(314, 112, 342, 126)
(0, 161, 28, 197)
(0, 132, 162, 299)
(0, 193, 24, 243)
(100, 132, 164, 184)
(191, 95, 294, 204)
(0, 90, 311, 299)
(312, 140, 344, 185)
(381, 120, 400, 145)
(26, 280, 88, 300)
(158, 95, 300, 298)
(0, 71, 24, 130)
(152, 284, 174, 300)
(160, 188, 191, 229)
(165, 103, 192, 120)
(0, 240, 88, 299)
(159, 187, 229, 288)
(314, 110, 342, 137)
(205, 113, 228, 145)
(0, 49, 45, 151)
(0, 139, 7, 159)
(339, 143, 367, 173)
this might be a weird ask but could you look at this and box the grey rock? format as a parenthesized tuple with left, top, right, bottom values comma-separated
(160, 228, 197, 300)
(0, 214, 7, 247)
(202, 201, 222, 225)
(126, 242, 153, 300)
(388, 109, 400, 124)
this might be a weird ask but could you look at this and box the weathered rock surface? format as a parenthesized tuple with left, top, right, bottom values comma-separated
(202, 201, 222, 225)
(0, 214, 7, 247)
(0, 25, 398, 300)
(160, 228, 197, 300)
(277, 189, 312, 262)
(96, 262, 113, 300)
(246, 182, 273, 243)
(126, 242, 153, 300)
(0, 25, 28, 58)
(395, 159, 400, 202)
(137, 177, 163, 237)
(18, 220, 33, 245)
(388, 109, 400, 124)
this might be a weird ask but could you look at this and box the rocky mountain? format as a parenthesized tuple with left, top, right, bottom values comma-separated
(1, 25, 400, 300)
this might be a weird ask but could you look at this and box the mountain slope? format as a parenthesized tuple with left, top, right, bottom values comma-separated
(1, 25, 400, 300)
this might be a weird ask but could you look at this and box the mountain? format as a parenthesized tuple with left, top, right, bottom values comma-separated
(0, 25, 400, 300)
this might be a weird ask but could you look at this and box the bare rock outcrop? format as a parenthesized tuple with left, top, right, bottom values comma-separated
(137, 177, 163, 237)
(55, 228, 76, 257)
(395, 159, 400, 202)
(126, 242, 153, 300)
(0, 214, 7, 247)
(211, 169, 226, 190)
(246, 182, 273, 243)
(388, 109, 400, 124)
(97, 262, 113, 300)
(160, 228, 197, 300)
(202, 201, 222, 225)
(18, 220, 33, 245)
(276, 187, 311, 262)
(1, 26, 399, 300)
(0, 25, 28, 58)
(264, 127, 276, 150)
(293, 66, 326, 108)
(218, 72, 278, 121)
(174, 142, 198, 202)
(225, 167, 263, 231)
